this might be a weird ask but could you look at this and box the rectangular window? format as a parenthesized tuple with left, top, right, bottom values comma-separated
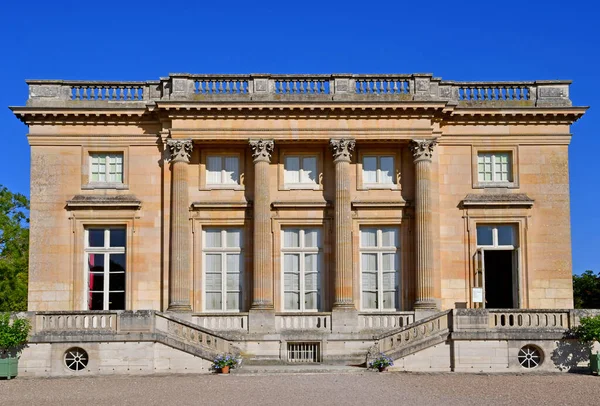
(284, 156, 317, 186)
(360, 227, 400, 311)
(90, 153, 123, 183)
(363, 156, 394, 185)
(206, 156, 240, 185)
(282, 228, 322, 311)
(85, 227, 126, 310)
(476, 225, 516, 248)
(203, 228, 243, 311)
(477, 152, 511, 183)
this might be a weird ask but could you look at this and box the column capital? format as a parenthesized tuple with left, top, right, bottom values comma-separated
(330, 138, 356, 163)
(410, 139, 437, 162)
(167, 139, 193, 163)
(249, 139, 274, 163)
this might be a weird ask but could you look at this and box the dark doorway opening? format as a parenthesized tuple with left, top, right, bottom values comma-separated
(484, 250, 514, 309)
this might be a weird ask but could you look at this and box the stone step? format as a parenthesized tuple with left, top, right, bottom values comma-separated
(231, 364, 368, 375)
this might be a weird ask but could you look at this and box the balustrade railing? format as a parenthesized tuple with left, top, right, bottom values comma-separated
(376, 310, 451, 354)
(155, 313, 234, 353)
(488, 310, 570, 329)
(358, 312, 414, 330)
(36, 312, 118, 332)
(24, 74, 572, 107)
(193, 314, 248, 331)
(276, 313, 331, 331)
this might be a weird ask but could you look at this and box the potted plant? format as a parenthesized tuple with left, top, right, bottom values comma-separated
(0, 313, 31, 379)
(211, 354, 240, 374)
(369, 353, 394, 372)
(573, 314, 600, 375)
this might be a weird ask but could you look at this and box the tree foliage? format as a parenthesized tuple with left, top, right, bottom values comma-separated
(0, 186, 29, 312)
(573, 270, 600, 309)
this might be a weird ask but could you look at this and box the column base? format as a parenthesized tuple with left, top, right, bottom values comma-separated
(413, 300, 440, 321)
(331, 307, 358, 333)
(167, 304, 192, 312)
(249, 309, 276, 334)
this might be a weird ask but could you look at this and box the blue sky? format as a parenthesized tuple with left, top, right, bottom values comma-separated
(1, 0, 598, 274)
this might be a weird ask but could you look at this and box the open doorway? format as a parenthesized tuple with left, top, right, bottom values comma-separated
(475, 225, 520, 309)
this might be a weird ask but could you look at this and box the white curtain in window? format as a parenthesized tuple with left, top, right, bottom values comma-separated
(382, 228, 397, 247)
(363, 157, 377, 183)
(283, 229, 300, 248)
(301, 157, 317, 183)
(205, 229, 222, 248)
(284, 156, 300, 184)
(226, 229, 241, 248)
(361, 228, 377, 247)
(304, 229, 319, 248)
(380, 156, 394, 184)
(206, 156, 222, 184)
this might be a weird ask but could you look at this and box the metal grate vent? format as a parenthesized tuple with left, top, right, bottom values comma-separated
(287, 342, 321, 363)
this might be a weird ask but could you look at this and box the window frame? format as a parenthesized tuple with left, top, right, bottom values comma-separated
(84, 227, 127, 311)
(359, 227, 401, 312)
(199, 149, 245, 191)
(472, 146, 519, 189)
(201, 227, 244, 312)
(278, 149, 323, 191)
(476, 224, 518, 249)
(82, 147, 129, 190)
(283, 155, 319, 189)
(356, 149, 401, 191)
(280, 227, 323, 312)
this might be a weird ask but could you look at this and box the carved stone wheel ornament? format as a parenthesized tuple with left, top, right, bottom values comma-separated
(518, 345, 542, 369)
(64, 347, 89, 371)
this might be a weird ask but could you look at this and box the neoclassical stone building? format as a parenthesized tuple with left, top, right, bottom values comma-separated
(10, 74, 591, 375)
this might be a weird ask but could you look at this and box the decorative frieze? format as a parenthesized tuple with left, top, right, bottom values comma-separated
(167, 139, 193, 163)
(410, 139, 437, 162)
(249, 139, 274, 162)
(330, 138, 356, 163)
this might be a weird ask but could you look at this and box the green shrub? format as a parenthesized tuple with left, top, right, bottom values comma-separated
(573, 315, 600, 343)
(0, 313, 31, 355)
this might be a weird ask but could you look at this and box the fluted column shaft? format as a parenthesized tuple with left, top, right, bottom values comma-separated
(330, 139, 356, 309)
(167, 139, 193, 311)
(411, 139, 437, 309)
(250, 139, 274, 309)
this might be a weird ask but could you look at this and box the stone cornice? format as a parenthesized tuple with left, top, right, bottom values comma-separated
(66, 194, 142, 210)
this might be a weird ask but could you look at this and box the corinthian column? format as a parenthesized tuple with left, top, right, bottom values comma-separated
(166, 139, 193, 311)
(410, 139, 437, 310)
(249, 139, 274, 310)
(330, 138, 356, 309)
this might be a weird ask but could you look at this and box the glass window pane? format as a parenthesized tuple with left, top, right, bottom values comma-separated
(381, 228, 397, 247)
(206, 156, 222, 184)
(108, 292, 125, 310)
(305, 254, 318, 273)
(226, 229, 241, 248)
(205, 229, 222, 248)
(88, 292, 104, 310)
(88, 254, 104, 273)
(284, 156, 300, 184)
(205, 273, 222, 291)
(226, 254, 241, 272)
(382, 291, 396, 310)
(382, 271, 396, 290)
(88, 272, 104, 292)
(109, 254, 126, 272)
(88, 229, 105, 247)
(285, 292, 300, 310)
(284, 272, 299, 291)
(305, 292, 318, 310)
(206, 292, 222, 311)
(301, 157, 317, 183)
(284, 254, 300, 274)
(304, 229, 319, 248)
(226, 273, 240, 291)
(305, 271, 318, 291)
(206, 254, 222, 272)
(283, 229, 300, 248)
(362, 272, 377, 290)
(109, 273, 126, 291)
(226, 292, 240, 311)
(382, 253, 396, 271)
(361, 228, 377, 247)
(109, 228, 126, 248)
(380, 156, 394, 184)
(362, 292, 377, 309)
(224, 156, 239, 184)
(497, 225, 515, 246)
(362, 253, 377, 271)
(476, 226, 494, 246)
(363, 157, 377, 183)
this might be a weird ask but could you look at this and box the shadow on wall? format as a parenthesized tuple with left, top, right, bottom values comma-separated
(551, 336, 591, 373)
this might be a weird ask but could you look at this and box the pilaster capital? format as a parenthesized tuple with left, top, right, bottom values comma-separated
(410, 139, 437, 162)
(167, 139, 193, 163)
(249, 139, 274, 163)
(330, 138, 356, 163)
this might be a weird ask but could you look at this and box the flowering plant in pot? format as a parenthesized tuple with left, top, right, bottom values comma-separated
(211, 354, 240, 374)
(369, 353, 394, 372)
(0, 313, 31, 379)
(573, 315, 600, 375)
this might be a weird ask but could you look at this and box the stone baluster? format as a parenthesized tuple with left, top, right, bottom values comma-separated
(249, 139, 275, 310)
(410, 139, 438, 312)
(166, 139, 193, 311)
(330, 138, 356, 309)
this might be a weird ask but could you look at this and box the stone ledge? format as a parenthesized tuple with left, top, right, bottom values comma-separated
(66, 194, 141, 210)
(461, 193, 534, 207)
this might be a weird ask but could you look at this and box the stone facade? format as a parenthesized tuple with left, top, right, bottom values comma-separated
(11, 73, 586, 326)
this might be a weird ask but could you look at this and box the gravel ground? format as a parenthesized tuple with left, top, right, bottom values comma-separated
(1, 372, 599, 406)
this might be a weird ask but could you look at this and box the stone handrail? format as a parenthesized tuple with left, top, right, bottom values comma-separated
(276, 313, 332, 332)
(35, 311, 118, 332)
(358, 312, 415, 330)
(488, 309, 570, 329)
(375, 310, 452, 354)
(192, 313, 249, 332)
(24, 74, 573, 107)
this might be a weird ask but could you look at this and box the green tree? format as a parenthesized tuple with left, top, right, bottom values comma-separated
(0, 186, 29, 311)
(573, 270, 600, 309)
